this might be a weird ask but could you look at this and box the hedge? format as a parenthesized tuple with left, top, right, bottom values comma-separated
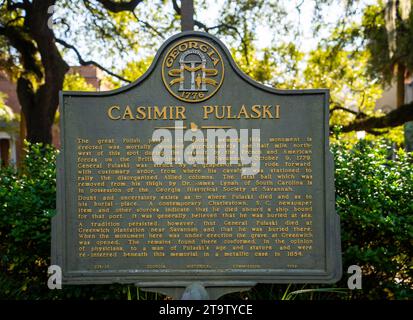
(0, 141, 411, 299)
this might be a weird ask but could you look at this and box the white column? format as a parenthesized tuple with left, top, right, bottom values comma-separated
(10, 137, 17, 167)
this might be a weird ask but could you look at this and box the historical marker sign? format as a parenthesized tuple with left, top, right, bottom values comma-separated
(53, 32, 342, 294)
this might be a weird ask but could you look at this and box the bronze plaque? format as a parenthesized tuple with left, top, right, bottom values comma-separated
(53, 32, 342, 290)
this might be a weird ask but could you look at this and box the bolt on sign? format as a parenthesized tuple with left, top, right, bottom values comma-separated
(53, 32, 342, 298)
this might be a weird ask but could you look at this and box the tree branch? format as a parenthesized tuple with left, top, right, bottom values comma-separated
(172, 0, 242, 37)
(172, 0, 181, 15)
(329, 101, 369, 119)
(54, 18, 71, 36)
(195, 20, 243, 38)
(171, 0, 250, 64)
(0, 24, 43, 79)
(132, 11, 164, 39)
(196, 20, 250, 65)
(6, 0, 28, 11)
(336, 102, 413, 133)
(330, 104, 359, 116)
(5, 15, 25, 26)
(94, 0, 144, 13)
(82, 0, 131, 52)
(365, 128, 389, 136)
(55, 38, 131, 83)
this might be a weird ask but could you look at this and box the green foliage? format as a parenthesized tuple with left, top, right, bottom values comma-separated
(0, 93, 14, 122)
(222, 283, 351, 301)
(126, 286, 165, 300)
(231, 46, 275, 85)
(362, 1, 413, 85)
(1, 141, 411, 300)
(305, 49, 382, 117)
(0, 143, 125, 299)
(0, 143, 57, 298)
(361, 3, 393, 85)
(109, 57, 154, 88)
(281, 286, 349, 300)
(226, 139, 413, 300)
(63, 73, 96, 92)
(0, 92, 19, 135)
(333, 139, 413, 299)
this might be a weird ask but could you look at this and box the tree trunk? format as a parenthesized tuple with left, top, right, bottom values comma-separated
(396, 64, 413, 152)
(0, 138, 10, 167)
(18, 89, 53, 144)
(181, 0, 194, 31)
(17, 0, 69, 145)
(396, 64, 405, 108)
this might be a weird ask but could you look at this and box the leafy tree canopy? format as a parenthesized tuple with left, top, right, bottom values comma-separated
(1, 0, 412, 144)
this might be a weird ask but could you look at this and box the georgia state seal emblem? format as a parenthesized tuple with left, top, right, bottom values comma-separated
(162, 38, 224, 103)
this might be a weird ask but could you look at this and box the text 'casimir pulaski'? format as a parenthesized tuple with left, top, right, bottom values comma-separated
(107, 105, 281, 120)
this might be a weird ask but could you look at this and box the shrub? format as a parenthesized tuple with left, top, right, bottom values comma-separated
(0, 141, 412, 299)
(231, 139, 413, 300)
(0, 143, 124, 299)
(0, 143, 56, 298)
(333, 139, 413, 299)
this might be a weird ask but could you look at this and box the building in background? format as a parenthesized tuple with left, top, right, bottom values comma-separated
(374, 74, 413, 151)
(0, 65, 112, 167)
(375, 82, 398, 114)
(403, 73, 413, 151)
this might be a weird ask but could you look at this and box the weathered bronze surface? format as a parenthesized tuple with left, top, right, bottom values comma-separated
(52, 32, 342, 293)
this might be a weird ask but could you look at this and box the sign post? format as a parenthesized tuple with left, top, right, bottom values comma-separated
(181, 0, 194, 32)
(53, 32, 342, 299)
